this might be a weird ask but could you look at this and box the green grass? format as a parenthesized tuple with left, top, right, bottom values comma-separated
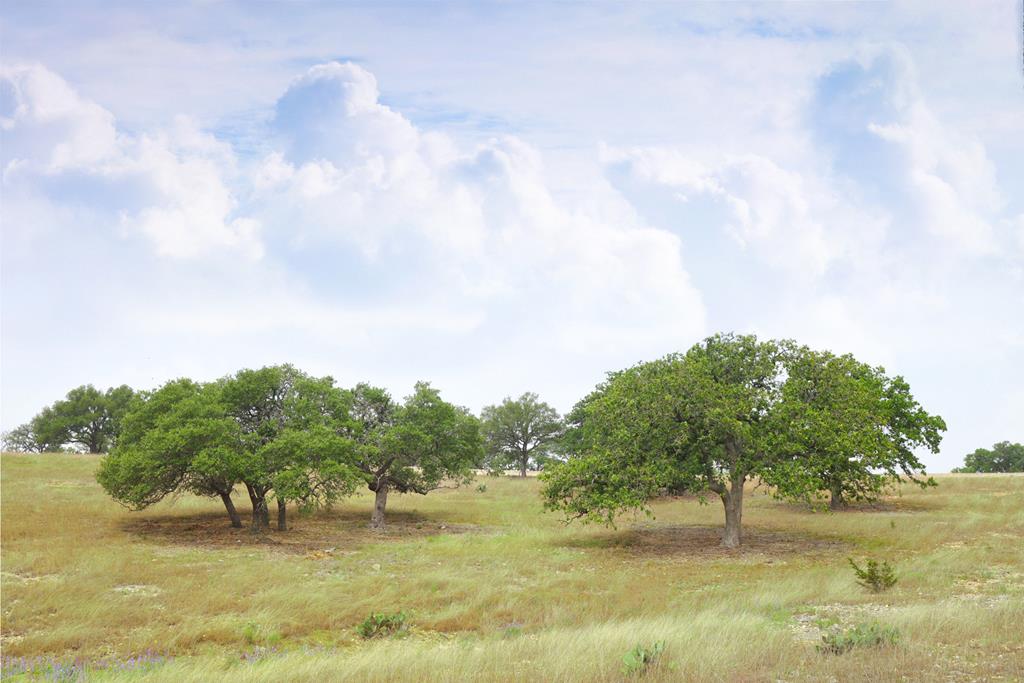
(1, 454, 1022, 681)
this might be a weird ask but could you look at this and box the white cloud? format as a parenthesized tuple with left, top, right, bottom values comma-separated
(0, 63, 118, 172)
(602, 146, 885, 280)
(2, 4, 1022, 473)
(251, 62, 706, 350)
(1, 65, 262, 260)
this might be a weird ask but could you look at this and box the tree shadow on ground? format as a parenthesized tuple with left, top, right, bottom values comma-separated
(558, 524, 846, 560)
(119, 506, 481, 555)
(767, 496, 938, 515)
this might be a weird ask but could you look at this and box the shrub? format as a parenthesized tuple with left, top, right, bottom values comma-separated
(848, 557, 897, 593)
(356, 612, 408, 639)
(818, 622, 900, 654)
(622, 641, 665, 676)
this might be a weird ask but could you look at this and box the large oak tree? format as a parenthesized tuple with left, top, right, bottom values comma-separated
(542, 333, 943, 547)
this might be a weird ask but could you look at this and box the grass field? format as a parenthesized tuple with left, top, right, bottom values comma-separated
(1, 454, 1022, 681)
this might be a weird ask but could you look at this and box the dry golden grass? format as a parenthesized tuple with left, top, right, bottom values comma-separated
(1, 453, 1022, 681)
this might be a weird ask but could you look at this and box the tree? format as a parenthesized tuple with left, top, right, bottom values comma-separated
(98, 367, 362, 532)
(774, 349, 944, 510)
(542, 334, 945, 547)
(481, 393, 563, 476)
(349, 382, 483, 530)
(218, 365, 361, 531)
(2, 423, 49, 452)
(954, 441, 1024, 473)
(31, 384, 137, 453)
(542, 333, 794, 548)
(98, 379, 248, 527)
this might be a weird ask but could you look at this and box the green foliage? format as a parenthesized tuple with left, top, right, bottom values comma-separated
(217, 365, 364, 528)
(98, 367, 364, 531)
(27, 384, 138, 453)
(480, 392, 563, 476)
(542, 333, 794, 542)
(351, 381, 484, 524)
(97, 379, 243, 511)
(621, 641, 665, 676)
(817, 622, 900, 654)
(1, 423, 49, 453)
(848, 558, 897, 593)
(98, 367, 478, 532)
(542, 332, 943, 546)
(773, 348, 944, 509)
(954, 441, 1024, 473)
(356, 612, 408, 639)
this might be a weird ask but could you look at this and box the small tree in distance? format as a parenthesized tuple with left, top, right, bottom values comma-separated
(953, 442, 1024, 473)
(481, 392, 563, 477)
(1, 423, 51, 453)
(22, 384, 137, 453)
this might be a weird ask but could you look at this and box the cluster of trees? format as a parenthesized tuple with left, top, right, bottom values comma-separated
(542, 334, 946, 547)
(96, 366, 484, 531)
(2, 384, 135, 453)
(4, 333, 963, 548)
(953, 442, 1024, 473)
(3, 374, 569, 533)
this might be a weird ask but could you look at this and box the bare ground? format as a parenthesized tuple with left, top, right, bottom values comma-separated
(119, 508, 483, 555)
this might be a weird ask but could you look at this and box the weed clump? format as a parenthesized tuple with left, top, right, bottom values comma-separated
(622, 641, 665, 676)
(241, 621, 282, 646)
(818, 622, 900, 654)
(848, 557, 897, 593)
(356, 612, 409, 639)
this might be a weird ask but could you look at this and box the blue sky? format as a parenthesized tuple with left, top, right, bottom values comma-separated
(2, 1, 1022, 470)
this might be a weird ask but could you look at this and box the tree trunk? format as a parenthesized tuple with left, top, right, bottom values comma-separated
(371, 482, 389, 530)
(246, 484, 269, 532)
(519, 451, 528, 478)
(277, 498, 287, 531)
(720, 476, 745, 548)
(219, 492, 242, 528)
(829, 483, 847, 511)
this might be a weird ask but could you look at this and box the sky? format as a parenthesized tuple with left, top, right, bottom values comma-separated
(1, 1, 1022, 471)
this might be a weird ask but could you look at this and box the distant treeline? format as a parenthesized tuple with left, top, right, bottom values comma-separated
(952, 441, 1024, 474)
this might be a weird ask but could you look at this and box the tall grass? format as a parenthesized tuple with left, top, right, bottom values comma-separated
(1, 454, 1022, 681)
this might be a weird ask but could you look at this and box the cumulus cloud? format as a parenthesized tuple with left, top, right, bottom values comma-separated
(251, 62, 706, 351)
(2, 28, 1020, 474)
(813, 48, 1005, 255)
(0, 64, 262, 260)
(0, 63, 118, 171)
(601, 145, 887, 280)
(1, 59, 708, 424)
